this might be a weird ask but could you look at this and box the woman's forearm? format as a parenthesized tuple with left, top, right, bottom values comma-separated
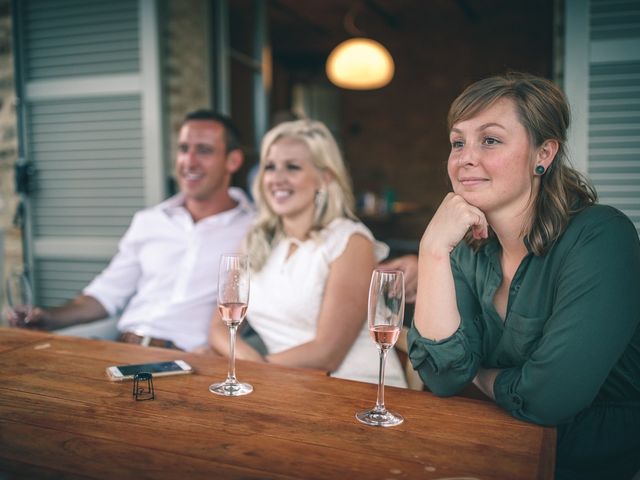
(472, 367, 499, 400)
(413, 193, 487, 341)
(413, 247, 461, 341)
(265, 339, 343, 372)
(209, 316, 264, 362)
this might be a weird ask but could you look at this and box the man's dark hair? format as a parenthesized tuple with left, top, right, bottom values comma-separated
(182, 109, 242, 153)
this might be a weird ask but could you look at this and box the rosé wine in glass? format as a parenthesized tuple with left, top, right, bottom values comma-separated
(218, 302, 248, 327)
(370, 324, 400, 349)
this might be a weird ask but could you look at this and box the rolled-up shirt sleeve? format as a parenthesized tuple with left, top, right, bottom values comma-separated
(83, 213, 143, 316)
(408, 255, 484, 396)
(493, 213, 640, 425)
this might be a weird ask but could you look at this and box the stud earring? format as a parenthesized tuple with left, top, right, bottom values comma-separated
(535, 165, 546, 175)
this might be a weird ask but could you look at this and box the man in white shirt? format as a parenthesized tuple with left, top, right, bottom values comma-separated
(10, 110, 255, 351)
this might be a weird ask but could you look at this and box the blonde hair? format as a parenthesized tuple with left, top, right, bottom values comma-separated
(448, 72, 597, 255)
(245, 119, 357, 271)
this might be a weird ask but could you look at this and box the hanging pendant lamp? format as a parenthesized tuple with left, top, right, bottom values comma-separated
(325, 2, 395, 90)
(326, 37, 394, 90)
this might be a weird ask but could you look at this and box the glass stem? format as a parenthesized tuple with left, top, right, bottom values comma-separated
(375, 347, 388, 413)
(227, 324, 238, 383)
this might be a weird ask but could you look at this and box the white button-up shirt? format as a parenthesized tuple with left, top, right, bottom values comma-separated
(84, 188, 254, 351)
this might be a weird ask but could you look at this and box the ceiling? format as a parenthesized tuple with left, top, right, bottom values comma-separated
(269, 0, 491, 62)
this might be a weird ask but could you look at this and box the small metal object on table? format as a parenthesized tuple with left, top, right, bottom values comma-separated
(132, 372, 154, 401)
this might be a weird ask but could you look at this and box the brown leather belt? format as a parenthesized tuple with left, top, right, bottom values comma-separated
(117, 331, 179, 350)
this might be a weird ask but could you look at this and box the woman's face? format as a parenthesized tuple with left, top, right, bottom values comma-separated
(447, 98, 537, 219)
(261, 137, 322, 224)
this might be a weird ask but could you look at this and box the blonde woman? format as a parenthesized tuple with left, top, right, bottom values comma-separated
(209, 120, 407, 387)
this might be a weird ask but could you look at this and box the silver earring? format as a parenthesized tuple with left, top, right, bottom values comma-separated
(314, 189, 327, 221)
(315, 189, 327, 208)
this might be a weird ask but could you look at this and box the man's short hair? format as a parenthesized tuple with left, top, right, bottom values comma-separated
(182, 109, 241, 153)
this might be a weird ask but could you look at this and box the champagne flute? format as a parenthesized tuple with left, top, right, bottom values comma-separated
(356, 268, 405, 427)
(209, 254, 253, 396)
(4, 269, 34, 327)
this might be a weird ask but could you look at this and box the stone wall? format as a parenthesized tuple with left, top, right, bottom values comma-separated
(0, 0, 21, 290)
(162, 0, 211, 190)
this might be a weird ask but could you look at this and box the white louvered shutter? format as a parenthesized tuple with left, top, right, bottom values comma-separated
(14, 0, 164, 306)
(565, 0, 640, 235)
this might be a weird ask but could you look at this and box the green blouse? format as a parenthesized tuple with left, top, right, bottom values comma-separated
(408, 204, 640, 479)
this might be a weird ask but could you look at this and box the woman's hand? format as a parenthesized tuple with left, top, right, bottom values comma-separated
(208, 311, 265, 363)
(234, 342, 267, 362)
(190, 345, 218, 355)
(472, 368, 499, 400)
(421, 193, 489, 256)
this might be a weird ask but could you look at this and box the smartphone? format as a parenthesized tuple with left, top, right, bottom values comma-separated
(106, 360, 193, 381)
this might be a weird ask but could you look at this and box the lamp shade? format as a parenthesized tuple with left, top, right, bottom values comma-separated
(326, 38, 394, 90)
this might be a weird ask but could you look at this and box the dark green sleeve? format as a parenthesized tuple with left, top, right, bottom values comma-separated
(493, 213, 640, 425)
(407, 255, 483, 396)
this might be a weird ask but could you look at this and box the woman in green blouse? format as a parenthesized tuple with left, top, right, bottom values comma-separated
(407, 72, 640, 480)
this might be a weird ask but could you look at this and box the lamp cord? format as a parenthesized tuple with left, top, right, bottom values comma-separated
(344, 1, 365, 37)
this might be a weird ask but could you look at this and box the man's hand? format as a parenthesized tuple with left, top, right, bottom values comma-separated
(5, 306, 52, 330)
(6, 295, 108, 331)
(379, 254, 418, 303)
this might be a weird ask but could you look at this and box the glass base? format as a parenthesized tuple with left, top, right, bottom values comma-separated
(209, 380, 253, 396)
(356, 408, 404, 427)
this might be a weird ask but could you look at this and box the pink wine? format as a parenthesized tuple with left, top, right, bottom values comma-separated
(218, 302, 248, 326)
(370, 325, 400, 348)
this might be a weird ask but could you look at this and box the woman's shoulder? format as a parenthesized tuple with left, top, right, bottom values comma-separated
(322, 217, 370, 236)
(569, 204, 637, 236)
(320, 217, 389, 262)
(555, 204, 640, 256)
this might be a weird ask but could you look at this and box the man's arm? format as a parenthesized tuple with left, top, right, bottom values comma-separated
(11, 294, 108, 330)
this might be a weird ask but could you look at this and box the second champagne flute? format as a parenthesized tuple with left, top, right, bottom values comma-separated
(209, 254, 253, 396)
(4, 269, 34, 327)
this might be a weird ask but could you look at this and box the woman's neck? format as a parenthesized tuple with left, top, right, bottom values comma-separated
(488, 208, 531, 259)
(282, 213, 315, 241)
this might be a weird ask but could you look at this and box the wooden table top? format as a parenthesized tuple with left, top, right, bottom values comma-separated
(0, 328, 555, 479)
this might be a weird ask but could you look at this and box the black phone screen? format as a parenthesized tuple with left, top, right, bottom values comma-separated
(117, 361, 184, 376)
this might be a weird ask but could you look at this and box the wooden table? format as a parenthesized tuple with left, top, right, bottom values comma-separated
(0, 328, 555, 479)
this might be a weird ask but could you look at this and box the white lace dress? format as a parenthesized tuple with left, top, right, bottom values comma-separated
(247, 218, 407, 388)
